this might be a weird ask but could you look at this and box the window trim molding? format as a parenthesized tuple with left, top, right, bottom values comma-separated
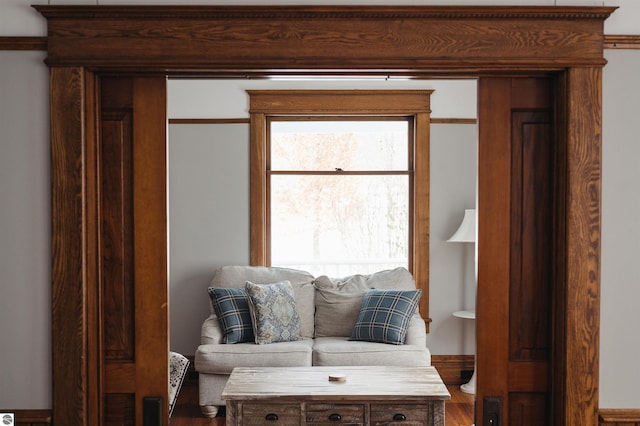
(248, 90, 433, 325)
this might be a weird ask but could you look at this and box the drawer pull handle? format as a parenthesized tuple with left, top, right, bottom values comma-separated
(328, 413, 342, 421)
(393, 413, 407, 421)
(265, 413, 279, 421)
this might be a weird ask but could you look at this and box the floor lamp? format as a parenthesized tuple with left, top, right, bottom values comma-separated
(447, 208, 476, 394)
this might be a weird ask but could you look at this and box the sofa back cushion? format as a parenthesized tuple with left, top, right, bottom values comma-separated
(314, 274, 369, 337)
(209, 266, 315, 338)
(313, 267, 418, 338)
(364, 267, 417, 292)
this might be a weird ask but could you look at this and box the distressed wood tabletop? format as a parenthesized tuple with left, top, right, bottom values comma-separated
(222, 365, 450, 402)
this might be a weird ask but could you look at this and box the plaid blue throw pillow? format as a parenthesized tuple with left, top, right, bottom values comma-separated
(349, 289, 421, 345)
(208, 287, 254, 344)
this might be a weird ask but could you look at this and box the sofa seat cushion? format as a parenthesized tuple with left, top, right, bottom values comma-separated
(312, 337, 430, 367)
(195, 338, 313, 374)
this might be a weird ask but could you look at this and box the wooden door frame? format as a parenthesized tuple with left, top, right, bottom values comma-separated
(37, 6, 613, 426)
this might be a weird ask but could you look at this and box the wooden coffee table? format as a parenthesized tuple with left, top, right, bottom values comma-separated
(222, 365, 450, 425)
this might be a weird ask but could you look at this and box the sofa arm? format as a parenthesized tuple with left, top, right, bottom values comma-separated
(201, 314, 223, 345)
(404, 313, 427, 347)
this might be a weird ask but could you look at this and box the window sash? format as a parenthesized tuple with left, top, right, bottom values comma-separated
(269, 173, 411, 277)
(268, 117, 412, 172)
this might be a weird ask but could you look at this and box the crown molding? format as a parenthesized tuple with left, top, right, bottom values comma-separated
(33, 5, 616, 21)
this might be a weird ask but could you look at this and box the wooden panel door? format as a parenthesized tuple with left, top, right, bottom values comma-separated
(100, 76, 169, 426)
(476, 77, 555, 425)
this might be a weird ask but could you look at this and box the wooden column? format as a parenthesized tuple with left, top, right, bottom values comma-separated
(50, 66, 99, 426)
(476, 77, 512, 425)
(556, 66, 602, 426)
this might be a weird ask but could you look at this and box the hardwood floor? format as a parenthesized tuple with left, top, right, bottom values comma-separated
(445, 385, 476, 426)
(170, 378, 475, 425)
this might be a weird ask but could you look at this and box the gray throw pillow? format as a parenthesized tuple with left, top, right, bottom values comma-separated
(313, 274, 369, 337)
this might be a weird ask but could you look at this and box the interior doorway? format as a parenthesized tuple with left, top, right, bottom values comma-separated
(40, 6, 611, 426)
(166, 77, 479, 365)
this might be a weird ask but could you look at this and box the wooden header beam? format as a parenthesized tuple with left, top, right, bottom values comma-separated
(35, 5, 615, 73)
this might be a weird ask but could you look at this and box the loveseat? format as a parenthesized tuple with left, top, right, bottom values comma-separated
(194, 265, 431, 418)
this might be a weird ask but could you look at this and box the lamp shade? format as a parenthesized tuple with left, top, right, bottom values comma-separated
(447, 209, 476, 243)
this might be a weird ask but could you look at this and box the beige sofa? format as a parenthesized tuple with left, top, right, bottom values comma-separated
(194, 265, 431, 418)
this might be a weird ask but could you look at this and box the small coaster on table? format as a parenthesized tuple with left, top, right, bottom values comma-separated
(328, 373, 346, 382)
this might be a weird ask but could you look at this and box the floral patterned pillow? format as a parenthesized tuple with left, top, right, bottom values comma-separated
(245, 280, 303, 344)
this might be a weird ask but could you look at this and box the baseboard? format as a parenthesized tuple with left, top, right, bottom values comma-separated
(599, 409, 640, 425)
(0, 410, 52, 426)
(430, 354, 475, 386)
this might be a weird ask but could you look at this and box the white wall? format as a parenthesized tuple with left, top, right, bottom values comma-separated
(429, 124, 478, 354)
(168, 79, 477, 119)
(169, 123, 251, 353)
(0, 51, 51, 409)
(1, 0, 639, 412)
(600, 49, 640, 408)
(167, 78, 478, 356)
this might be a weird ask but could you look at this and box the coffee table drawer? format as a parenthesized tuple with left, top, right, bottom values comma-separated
(370, 403, 432, 425)
(306, 403, 364, 424)
(242, 403, 300, 425)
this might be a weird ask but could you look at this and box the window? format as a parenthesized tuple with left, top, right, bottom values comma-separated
(249, 90, 432, 323)
(269, 118, 410, 277)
